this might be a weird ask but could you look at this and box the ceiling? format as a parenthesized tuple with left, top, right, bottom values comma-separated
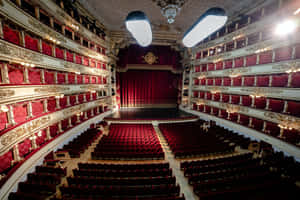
(79, 0, 264, 34)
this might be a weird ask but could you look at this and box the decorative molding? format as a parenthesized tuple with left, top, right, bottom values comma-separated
(117, 64, 182, 74)
(180, 105, 300, 159)
(0, 0, 108, 62)
(0, 84, 108, 105)
(191, 98, 300, 131)
(143, 52, 158, 65)
(0, 98, 109, 155)
(0, 40, 109, 76)
(193, 86, 300, 101)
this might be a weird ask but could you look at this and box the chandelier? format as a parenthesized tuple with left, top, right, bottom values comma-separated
(152, 0, 186, 24)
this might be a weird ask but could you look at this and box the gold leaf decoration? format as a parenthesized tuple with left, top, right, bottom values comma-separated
(0, 90, 15, 98)
(143, 52, 158, 65)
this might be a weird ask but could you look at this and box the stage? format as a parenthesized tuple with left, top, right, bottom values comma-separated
(105, 108, 198, 123)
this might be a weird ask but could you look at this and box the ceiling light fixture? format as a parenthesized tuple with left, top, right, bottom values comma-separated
(274, 19, 297, 36)
(125, 11, 152, 47)
(152, 0, 186, 24)
(182, 7, 228, 48)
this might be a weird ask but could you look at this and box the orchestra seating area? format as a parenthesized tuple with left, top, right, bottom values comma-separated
(58, 128, 101, 158)
(92, 124, 164, 160)
(61, 163, 183, 200)
(159, 121, 234, 158)
(180, 152, 299, 200)
(8, 165, 66, 200)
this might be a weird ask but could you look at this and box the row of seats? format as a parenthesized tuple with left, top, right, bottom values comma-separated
(92, 124, 164, 160)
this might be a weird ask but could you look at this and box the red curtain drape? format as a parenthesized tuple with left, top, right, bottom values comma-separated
(120, 70, 179, 107)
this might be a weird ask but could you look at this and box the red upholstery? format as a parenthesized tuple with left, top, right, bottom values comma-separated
(61, 119, 68, 131)
(269, 99, 284, 113)
(233, 77, 242, 86)
(287, 101, 300, 117)
(32, 100, 44, 116)
(0, 150, 13, 173)
(83, 57, 89, 66)
(200, 78, 206, 85)
(212, 107, 219, 116)
(242, 96, 252, 106)
(77, 75, 83, 84)
(224, 60, 233, 69)
(97, 62, 102, 69)
(98, 76, 102, 84)
(18, 139, 31, 158)
(198, 105, 204, 112)
(55, 47, 64, 59)
(291, 72, 300, 87)
(193, 91, 198, 98)
(231, 95, 240, 104)
(84, 76, 90, 84)
(252, 118, 263, 131)
(215, 78, 222, 86)
(216, 61, 223, 70)
(57, 73, 65, 84)
(70, 95, 76, 106)
(68, 74, 75, 84)
(213, 93, 220, 101)
(223, 77, 231, 86)
(91, 76, 97, 84)
(259, 51, 272, 64)
(92, 93, 97, 100)
(13, 103, 27, 124)
(254, 97, 266, 109)
(220, 109, 228, 119)
(272, 74, 288, 87)
(208, 63, 215, 71)
(196, 52, 201, 59)
(42, 42, 52, 56)
(201, 64, 207, 72)
(246, 54, 257, 66)
(66, 51, 73, 62)
(28, 68, 41, 84)
(59, 97, 67, 108)
(45, 71, 55, 84)
(222, 94, 229, 102)
(8, 64, 23, 84)
(256, 76, 269, 87)
(244, 76, 254, 86)
(50, 124, 58, 137)
(282, 129, 300, 145)
(3, 26, 20, 45)
(194, 79, 199, 85)
(295, 44, 300, 59)
(207, 79, 213, 85)
(193, 103, 197, 110)
(199, 92, 205, 98)
(275, 47, 292, 62)
(102, 63, 107, 70)
(90, 60, 96, 68)
(36, 130, 47, 146)
(78, 94, 84, 103)
(234, 57, 244, 68)
(265, 121, 280, 137)
(206, 92, 212, 100)
(239, 114, 249, 126)
(47, 98, 56, 112)
(0, 112, 8, 132)
(75, 55, 82, 64)
(86, 93, 91, 102)
(229, 113, 238, 122)
(24, 35, 39, 51)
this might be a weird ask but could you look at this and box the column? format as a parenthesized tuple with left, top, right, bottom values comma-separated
(237, 114, 241, 123)
(91, 108, 94, 117)
(27, 102, 33, 118)
(31, 135, 37, 150)
(75, 95, 79, 104)
(1, 63, 10, 84)
(269, 75, 272, 87)
(68, 118, 72, 128)
(35, 7, 40, 20)
(56, 98, 61, 109)
(287, 73, 292, 87)
(283, 101, 288, 113)
(41, 69, 45, 84)
(262, 121, 267, 132)
(8, 105, 16, 125)
(46, 127, 52, 140)
(249, 117, 253, 128)
(76, 114, 81, 123)
(239, 96, 243, 105)
(75, 73, 78, 84)
(229, 95, 232, 104)
(0, 18, 4, 39)
(241, 76, 245, 86)
(266, 98, 270, 110)
(20, 31, 25, 47)
(54, 72, 58, 84)
(24, 67, 30, 84)
(43, 99, 48, 113)
(58, 121, 63, 133)
(84, 111, 88, 120)
(13, 145, 21, 162)
(65, 73, 68, 84)
(83, 94, 87, 102)
(271, 50, 276, 63)
(66, 96, 71, 107)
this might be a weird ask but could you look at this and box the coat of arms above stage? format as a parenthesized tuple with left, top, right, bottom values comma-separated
(143, 52, 158, 65)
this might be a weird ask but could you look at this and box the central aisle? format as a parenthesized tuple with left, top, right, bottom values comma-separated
(153, 123, 198, 200)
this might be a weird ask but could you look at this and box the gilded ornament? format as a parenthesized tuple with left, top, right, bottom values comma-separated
(34, 86, 69, 93)
(0, 90, 15, 98)
(143, 52, 158, 65)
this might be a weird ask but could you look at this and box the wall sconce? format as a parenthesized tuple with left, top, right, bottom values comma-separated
(75, 71, 81, 75)
(0, 105, 9, 112)
(20, 62, 35, 67)
(286, 68, 300, 73)
(71, 24, 79, 31)
(210, 90, 219, 94)
(76, 112, 83, 117)
(29, 135, 37, 140)
(229, 73, 240, 78)
(233, 34, 244, 40)
(278, 124, 293, 130)
(55, 94, 64, 99)
(255, 47, 271, 54)
(198, 75, 206, 79)
(37, 130, 42, 137)
(47, 36, 61, 45)
(250, 94, 263, 98)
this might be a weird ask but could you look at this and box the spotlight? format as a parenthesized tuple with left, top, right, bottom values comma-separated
(274, 19, 297, 36)
(183, 7, 227, 47)
(125, 11, 152, 47)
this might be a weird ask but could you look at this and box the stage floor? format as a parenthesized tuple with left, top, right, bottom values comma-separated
(105, 108, 196, 120)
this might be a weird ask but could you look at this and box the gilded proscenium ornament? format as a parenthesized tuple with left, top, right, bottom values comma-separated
(143, 52, 158, 65)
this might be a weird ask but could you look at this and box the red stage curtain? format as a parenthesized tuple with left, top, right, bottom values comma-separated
(3, 26, 20, 45)
(57, 73, 65, 84)
(42, 42, 52, 56)
(76, 55, 82, 64)
(233, 77, 242, 86)
(224, 60, 233, 69)
(68, 74, 75, 84)
(0, 150, 13, 173)
(60, 97, 67, 108)
(18, 139, 31, 158)
(242, 96, 252, 106)
(32, 100, 44, 116)
(269, 99, 284, 113)
(254, 97, 266, 109)
(272, 74, 288, 87)
(246, 54, 257, 66)
(275, 47, 292, 62)
(77, 75, 83, 84)
(231, 95, 240, 104)
(90, 60, 96, 68)
(223, 77, 231, 86)
(201, 64, 207, 72)
(120, 70, 179, 107)
(265, 122, 280, 137)
(200, 78, 206, 85)
(13, 103, 27, 124)
(199, 92, 205, 98)
(55, 47, 64, 59)
(0, 112, 8, 132)
(239, 114, 249, 126)
(45, 70, 55, 84)
(213, 93, 220, 101)
(50, 124, 58, 137)
(47, 98, 56, 112)
(252, 118, 263, 131)
(215, 78, 222, 86)
(78, 94, 84, 103)
(28, 68, 41, 84)
(287, 101, 300, 117)
(70, 95, 76, 105)
(257, 76, 269, 87)
(24, 35, 38, 51)
(244, 76, 254, 86)
(8, 64, 23, 84)
(222, 94, 229, 102)
(66, 51, 73, 62)
(291, 72, 300, 88)
(259, 51, 272, 64)
(207, 79, 213, 85)
(234, 57, 244, 68)
(216, 61, 223, 70)
(83, 57, 89, 66)
(206, 92, 212, 100)
(208, 63, 215, 71)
